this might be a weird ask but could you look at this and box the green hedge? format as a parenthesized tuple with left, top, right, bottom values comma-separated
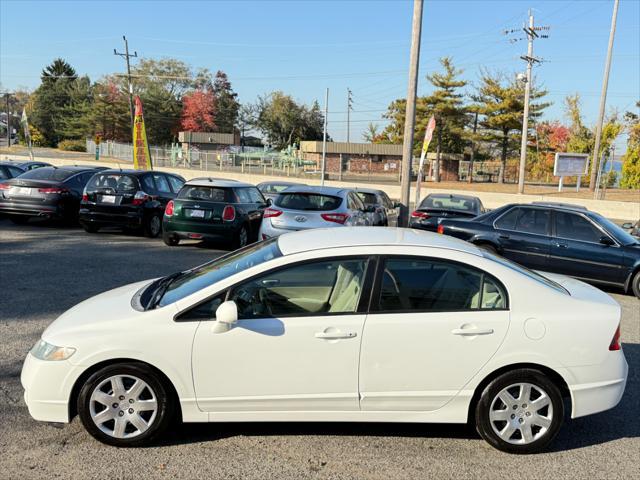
(57, 139, 86, 152)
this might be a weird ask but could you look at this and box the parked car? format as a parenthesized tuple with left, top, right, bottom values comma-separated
(355, 187, 399, 226)
(21, 227, 627, 453)
(437, 203, 640, 298)
(0, 165, 102, 224)
(410, 193, 485, 232)
(162, 178, 268, 248)
(259, 185, 374, 240)
(14, 160, 52, 171)
(79, 169, 185, 237)
(621, 220, 639, 238)
(0, 161, 27, 180)
(257, 181, 305, 202)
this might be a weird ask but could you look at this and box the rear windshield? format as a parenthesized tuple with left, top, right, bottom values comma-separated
(357, 192, 377, 205)
(18, 168, 77, 182)
(421, 195, 477, 212)
(275, 192, 342, 211)
(178, 185, 228, 202)
(86, 173, 138, 192)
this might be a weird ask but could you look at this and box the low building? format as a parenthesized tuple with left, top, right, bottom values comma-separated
(178, 131, 240, 152)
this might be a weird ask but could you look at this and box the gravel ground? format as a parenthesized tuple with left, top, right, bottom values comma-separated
(0, 218, 638, 480)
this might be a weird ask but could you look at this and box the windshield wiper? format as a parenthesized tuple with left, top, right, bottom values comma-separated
(149, 271, 186, 309)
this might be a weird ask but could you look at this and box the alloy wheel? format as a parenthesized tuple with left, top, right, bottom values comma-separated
(150, 216, 161, 237)
(239, 226, 248, 247)
(488, 382, 553, 445)
(89, 375, 158, 439)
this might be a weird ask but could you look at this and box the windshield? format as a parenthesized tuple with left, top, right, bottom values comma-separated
(178, 185, 229, 201)
(420, 195, 477, 213)
(18, 167, 76, 182)
(591, 213, 639, 246)
(482, 250, 569, 295)
(87, 173, 138, 192)
(157, 238, 282, 307)
(275, 192, 342, 211)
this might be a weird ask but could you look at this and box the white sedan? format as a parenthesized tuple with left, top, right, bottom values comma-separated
(21, 228, 628, 453)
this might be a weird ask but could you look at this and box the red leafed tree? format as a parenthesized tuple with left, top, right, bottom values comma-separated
(180, 90, 216, 132)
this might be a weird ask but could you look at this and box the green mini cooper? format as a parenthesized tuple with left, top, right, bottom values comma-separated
(162, 178, 269, 249)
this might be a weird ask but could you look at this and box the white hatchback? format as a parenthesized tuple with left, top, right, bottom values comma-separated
(21, 228, 628, 453)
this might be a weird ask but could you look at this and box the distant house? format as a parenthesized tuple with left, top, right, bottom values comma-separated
(178, 131, 240, 152)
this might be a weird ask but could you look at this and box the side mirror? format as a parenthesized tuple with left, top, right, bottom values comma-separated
(621, 222, 632, 229)
(211, 300, 238, 333)
(266, 198, 273, 206)
(599, 236, 615, 246)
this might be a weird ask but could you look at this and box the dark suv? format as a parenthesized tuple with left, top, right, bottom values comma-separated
(162, 178, 268, 248)
(437, 203, 640, 298)
(79, 169, 185, 237)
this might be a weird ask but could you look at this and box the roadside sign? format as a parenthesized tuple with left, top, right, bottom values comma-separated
(554, 153, 589, 192)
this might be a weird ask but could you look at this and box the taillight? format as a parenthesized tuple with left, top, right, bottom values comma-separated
(437, 224, 445, 234)
(263, 207, 282, 218)
(165, 200, 174, 217)
(132, 190, 149, 206)
(411, 211, 430, 219)
(609, 324, 621, 351)
(82, 194, 89, 202)
(222, 205, 236, 221)
(38, 187, 69, 194)
(321, 213, 349, 224)
(0, 183, 10, 191)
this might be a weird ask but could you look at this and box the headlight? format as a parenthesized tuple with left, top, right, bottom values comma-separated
(30, 339, 76, 361)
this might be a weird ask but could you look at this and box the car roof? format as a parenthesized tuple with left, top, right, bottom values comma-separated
(426, 193, 480, 202)
(354, 187, 384, 195)
(36, 165, 98, 172)
(258, 181, 304, 186)
(277, 226, 482, 257)
(279, 185, 349, 195)
(0, 161, 25, 168)
(532, 201, 588, 210)
(185, 178, 253, 188)
(98, 168, 153, 176)
(504, 202, 590, 214)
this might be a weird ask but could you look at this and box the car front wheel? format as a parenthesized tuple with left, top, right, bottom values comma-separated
(77, 363, 174, 447)
(475, 368, 564, 454)
(631, 270, 640, 299)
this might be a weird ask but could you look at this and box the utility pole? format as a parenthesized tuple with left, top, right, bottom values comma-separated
(590, 0, 619, 192)
(346, 88, 353, 143)
(399, 0, 424, 226)
(4, 93, 10, 148)
(515, 10, 548, 194)
(321, 88, 329, 187)
(114, 35, 138, 132)
(468, 111, 479, 183)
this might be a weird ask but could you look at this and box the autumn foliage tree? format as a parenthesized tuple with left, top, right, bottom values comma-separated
(180, 89, 216, 132)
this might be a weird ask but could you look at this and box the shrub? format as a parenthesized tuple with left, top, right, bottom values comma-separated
(57, 139, 86, 152)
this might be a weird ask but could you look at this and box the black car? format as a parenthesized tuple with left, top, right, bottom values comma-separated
(163, 178, 268, 248)
(14, 160, 52, 171)
(410, 193, 485, 232)
(622, 220, 640, 238)
(0, 166, 102, 224)
(79, 169, 185, 237)
(437, 203, 640, 298)
(0, 161, 27, 180)
(355, 188, 399, 226)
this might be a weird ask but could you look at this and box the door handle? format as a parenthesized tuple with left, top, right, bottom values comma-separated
(554, 242, 568, 248)
(451, 328, 494, 336)
(499, 234, 510, 239)
(315, 331, 357, 340)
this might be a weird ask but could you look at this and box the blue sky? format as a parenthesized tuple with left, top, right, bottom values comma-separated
(1, 0, 638, 147)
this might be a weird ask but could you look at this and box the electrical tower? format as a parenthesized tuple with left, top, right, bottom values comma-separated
(346, 88, 353, 143)
(506, 11, 549, 193)
(114, 36, 138, 130)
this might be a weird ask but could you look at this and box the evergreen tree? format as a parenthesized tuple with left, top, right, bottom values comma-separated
(212, 71, 239, 133)
(60, 75, 93, 140)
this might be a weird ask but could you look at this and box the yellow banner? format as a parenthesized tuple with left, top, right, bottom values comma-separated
(132, 96, 153, 170)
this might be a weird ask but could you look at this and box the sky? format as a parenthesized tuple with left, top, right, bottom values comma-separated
(1, 0, 638, 148)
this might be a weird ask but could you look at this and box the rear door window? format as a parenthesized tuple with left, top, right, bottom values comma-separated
(178, 186, 228, 202)
(141, 175, 156, 193)
(0, 168, 8, 180)
(167, 175, 184, 193)
(515, 208, 550, 236)
(275, 193, 342, 211)
(153, 174, 171, 193)
(7, 166, 23, 177)
(357, 192, 377, 205)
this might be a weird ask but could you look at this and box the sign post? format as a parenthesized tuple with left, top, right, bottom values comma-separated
(94, 133, 102, 161)
(553, 153, 589, 193)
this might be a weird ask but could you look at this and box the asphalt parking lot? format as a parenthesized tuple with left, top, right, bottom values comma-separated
(0, 218, 638, 479)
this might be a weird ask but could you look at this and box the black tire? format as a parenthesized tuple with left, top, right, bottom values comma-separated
(144, 213, 162, 238)
(475, 368, 564, 454)
(232, 224, 249, 250)
(476, 243, 498, 255)
(82, 223, 99, 233)
(77, 362, 174, 447)
(163, 233, 179, 247)
(9, 215, 29, 225)
(631, 270, 640, 299)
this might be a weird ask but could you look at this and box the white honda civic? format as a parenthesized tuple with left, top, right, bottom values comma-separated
(21, 228, 627, 453)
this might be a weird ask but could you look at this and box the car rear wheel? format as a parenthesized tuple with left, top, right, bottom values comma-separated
(78, 363, 174, 447)
(631, 270, 640, 299)
(476, 243, 497, 254)
(82, 223, 99, 233)
(163, 233, 179, 247)
(233, 224, 249, 249)
(144, 213, 162, 238)
(475, 369, 564, 454)
(9, 215, 29, 225)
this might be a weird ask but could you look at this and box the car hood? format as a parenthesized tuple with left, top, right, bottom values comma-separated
(536, 271, 619, 307)
(42, 279, 155, 344)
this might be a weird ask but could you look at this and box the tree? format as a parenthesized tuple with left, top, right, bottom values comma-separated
(237, 103, 257, 148)
(41, 58, 76, 84)
(60, 75, 94, 141)
(472, 71, 550, 183)
(362, 122, 380, 142)
(180, 89, 216, 132)
(254, 91, 326, 149)
(90, 77, 131, 141)
(211, 71, 239, 133)
(621, 101, 640, 189)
